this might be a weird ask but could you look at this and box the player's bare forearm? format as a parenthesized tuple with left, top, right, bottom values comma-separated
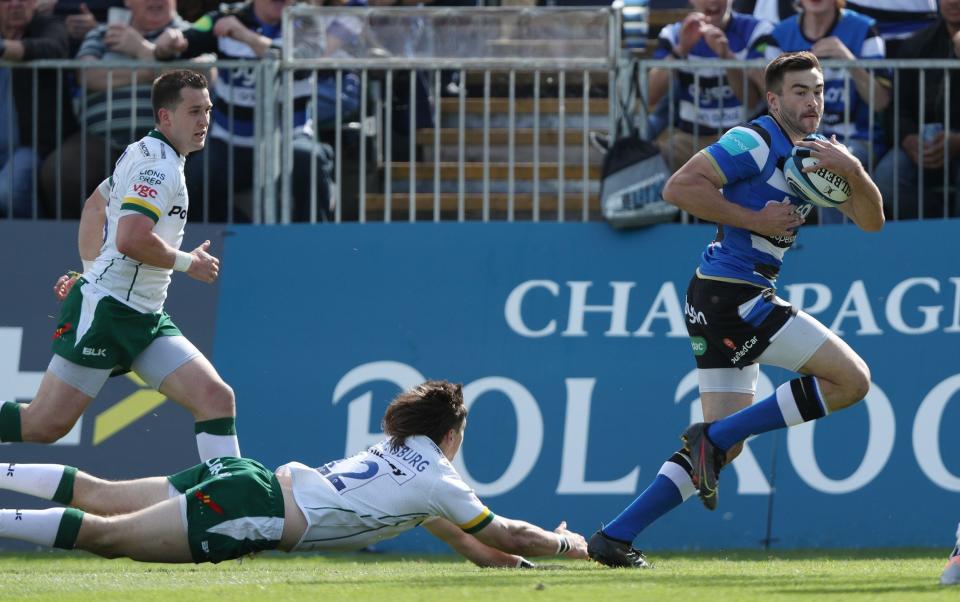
(842, 167, 885, 232)
(423, 518, 530, 568)
(78, 189, 107, 263)
(663, 153, 762, 230)
(472, 516, 587, 559)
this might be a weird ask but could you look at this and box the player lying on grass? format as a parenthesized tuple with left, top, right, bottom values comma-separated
(0, 380, 587, 567)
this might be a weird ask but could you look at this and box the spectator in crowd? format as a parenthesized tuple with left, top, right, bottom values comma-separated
(0, 66, 19, 215)
(757, 0, 890, 223)
(648, 0, 772, 172)
(155, 0, 359, 223)
(39, 1, 102, 52)
(874, 0, 960, 220)
(175, 0, 217, 22)
(0, 0, 78, 218)
(733, 0, 796, 23)
(40, 0, 190, 219)
(845, 0, 937, 56)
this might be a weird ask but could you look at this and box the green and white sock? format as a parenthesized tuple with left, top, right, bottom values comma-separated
(195, 417, 240, 461)
(0, 507, 84, 549)
(0, 464, 77, 504)
(0, 402, 24, 443)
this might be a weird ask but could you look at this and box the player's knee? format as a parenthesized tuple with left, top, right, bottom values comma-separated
(27, 418, 77, 444)
(830, 360, 871, 410)
(202, 381, 236, 418)
(78, 517, 124, 559)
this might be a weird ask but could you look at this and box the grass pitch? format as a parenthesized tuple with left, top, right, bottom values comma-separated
(0, 549, 954, 601)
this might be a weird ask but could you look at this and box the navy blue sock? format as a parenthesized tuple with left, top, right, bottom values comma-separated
(707, 376, 828, 452)
(602, 452, 696, 543)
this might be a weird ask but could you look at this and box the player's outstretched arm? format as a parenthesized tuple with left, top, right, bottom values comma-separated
(468, 515, 588, 560)
(116, 214, 220, 283)
(663, 152, 803, 238)
(423, 517, 534, 568)
(797, 135, 884, 232)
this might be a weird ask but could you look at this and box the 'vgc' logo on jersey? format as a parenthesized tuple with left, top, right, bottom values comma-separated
(132, 184, 157, 198)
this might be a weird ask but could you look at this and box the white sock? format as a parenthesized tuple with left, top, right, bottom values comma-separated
(0, 464, 73, 501)
(196, 433, 241, 461)
(0, 508, 67, 547)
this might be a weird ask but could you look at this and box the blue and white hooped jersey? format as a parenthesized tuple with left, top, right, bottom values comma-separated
(762, 9, 887, 141)
(845, 1, 937, 41)
(698, 115, 813, 288)
(655, 12, 772, 134)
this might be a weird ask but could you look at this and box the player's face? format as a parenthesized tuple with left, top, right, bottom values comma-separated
(689, 0, 731, 27)
(161, 87, 212, 155)
(770, 69, 824, 138)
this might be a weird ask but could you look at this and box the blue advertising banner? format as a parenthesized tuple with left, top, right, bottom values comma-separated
(0, 222, 226, 547)
(215, 220, 960, 552)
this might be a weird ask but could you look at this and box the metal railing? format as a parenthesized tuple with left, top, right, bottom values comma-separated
(1, 15, 957, 224)
(0, 7, 620, 224)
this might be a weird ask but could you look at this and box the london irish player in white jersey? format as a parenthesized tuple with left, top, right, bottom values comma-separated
(0, 70, 241, 463)
(0, 381, 588, 567)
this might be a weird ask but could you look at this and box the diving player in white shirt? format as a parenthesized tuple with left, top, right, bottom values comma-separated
(0, 381, 588, 567)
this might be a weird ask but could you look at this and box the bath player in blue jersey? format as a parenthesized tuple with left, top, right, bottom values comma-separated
(587, 51, 884, 568)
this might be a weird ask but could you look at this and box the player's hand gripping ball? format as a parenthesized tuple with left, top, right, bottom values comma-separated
(783, 134, 851, 208)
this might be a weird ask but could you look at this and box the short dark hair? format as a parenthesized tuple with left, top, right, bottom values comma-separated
(382, 380, 467, 451)
(764, 51, 822, 94)
(151, 70, 208, 123)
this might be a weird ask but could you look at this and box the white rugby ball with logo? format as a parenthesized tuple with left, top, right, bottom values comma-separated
(783, 153, 851, 208)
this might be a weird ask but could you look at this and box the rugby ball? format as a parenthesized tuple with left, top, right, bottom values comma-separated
(783, 153, 850, 208)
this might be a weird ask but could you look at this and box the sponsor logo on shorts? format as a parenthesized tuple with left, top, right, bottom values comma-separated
(201, 541, 210, 554)
(690, 336, 707, 356)
(730, 336, 758, 365)
(14, 510, 22, 521)
(685, 300, 707, 326)
(52, 323, 72, 340)
(723, 338, 736, 350)
(5, 463, 15, 477)
(82, 347, 107, 357)
(194, 490, 224, 514)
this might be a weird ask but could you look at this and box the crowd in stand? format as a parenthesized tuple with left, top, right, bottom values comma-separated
(0, 0, 405, 222)
(644, 0, 960, 221)
(0, 0, 958, 222)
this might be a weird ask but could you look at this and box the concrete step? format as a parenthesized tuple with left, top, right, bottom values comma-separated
(414, 128, 604, 145)
(413, 128, 608, 162)
(384, 161, 602, 182)
(439, 97, 609, 116)
(361, 192, 601, 221)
